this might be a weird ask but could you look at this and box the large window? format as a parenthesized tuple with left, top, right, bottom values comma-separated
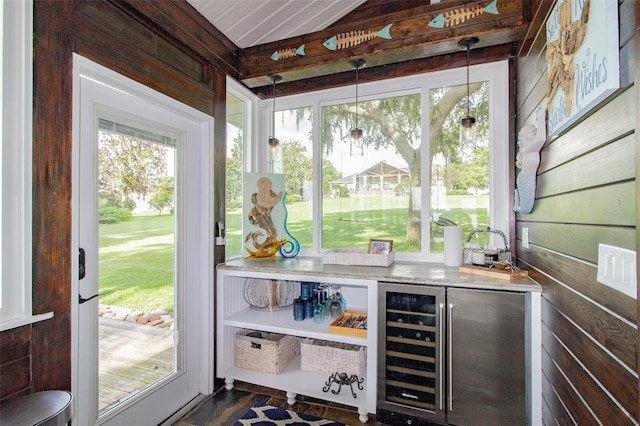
(320, 94, 421, 253)
(257, 61, 508, 262)
(0, 0, 52, 330)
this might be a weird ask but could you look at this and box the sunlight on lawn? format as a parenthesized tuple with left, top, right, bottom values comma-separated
(101, 194, 488, 312)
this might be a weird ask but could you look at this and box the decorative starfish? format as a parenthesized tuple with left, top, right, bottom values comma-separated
(545, 0, 591, 116)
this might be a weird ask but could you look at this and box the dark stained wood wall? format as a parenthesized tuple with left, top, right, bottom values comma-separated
(0, 0, 233, 402)
(515, 0, 639, 424)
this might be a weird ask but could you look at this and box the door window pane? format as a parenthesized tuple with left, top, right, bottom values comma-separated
(97, 130, 177, 414)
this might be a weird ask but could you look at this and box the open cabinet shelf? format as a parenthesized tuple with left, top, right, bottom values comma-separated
(216, 265, 378, 423)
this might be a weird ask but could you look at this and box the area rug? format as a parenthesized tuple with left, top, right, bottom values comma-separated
(234, 402, 347, 426)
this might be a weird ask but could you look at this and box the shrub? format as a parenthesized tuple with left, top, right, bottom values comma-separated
(337, 186, 350, 198)
(99, 205, 132, 224)
(227, 199, 242, 210)
(286, 193, 302, 203)
(123, 197, 136, 211)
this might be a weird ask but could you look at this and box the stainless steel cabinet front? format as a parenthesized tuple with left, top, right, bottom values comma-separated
(447, 288, 526, 426)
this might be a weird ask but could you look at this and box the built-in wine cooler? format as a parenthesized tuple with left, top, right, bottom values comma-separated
(377, 283, 446, 425)
(377, 282, 528, 426)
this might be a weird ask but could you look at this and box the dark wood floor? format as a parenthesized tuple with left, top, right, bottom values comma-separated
(172, 380, 390, 426)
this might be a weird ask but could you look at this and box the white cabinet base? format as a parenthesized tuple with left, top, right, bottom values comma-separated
(216, 267, 378, 422)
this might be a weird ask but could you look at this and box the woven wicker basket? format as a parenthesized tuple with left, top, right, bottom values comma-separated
(300, 338, 366, 377)
(235, 329, 300, 375)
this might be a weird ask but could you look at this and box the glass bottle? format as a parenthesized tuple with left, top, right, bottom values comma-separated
(329, 286, 342, 319)
(322, 288, 331, 319)
(330, 298, 342, 319)
(313, 288, 325, 323)
(336, 290, 347, 313)
(293, 298, 305, 321)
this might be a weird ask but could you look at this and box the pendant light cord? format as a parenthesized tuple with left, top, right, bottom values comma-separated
(268, 75, 282, 148)
(466, 46, 471, 116)
(355, 66, 359, 133)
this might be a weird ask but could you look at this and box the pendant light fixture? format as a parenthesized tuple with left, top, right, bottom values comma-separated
(268, 75, 282, 173)
(349, 59, 366, 143)
(458, 37, 479, 143)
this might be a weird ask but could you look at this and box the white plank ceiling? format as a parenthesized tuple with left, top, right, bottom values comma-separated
(185, 0, 367, 48)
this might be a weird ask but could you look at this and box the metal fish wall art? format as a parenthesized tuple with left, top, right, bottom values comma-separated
(271, 44, 305, 61)
(429, 0, 499, 28)
(323, 23, 393, 51)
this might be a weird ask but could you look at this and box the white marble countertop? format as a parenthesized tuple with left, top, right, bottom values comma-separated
(217, 257, 541, 293)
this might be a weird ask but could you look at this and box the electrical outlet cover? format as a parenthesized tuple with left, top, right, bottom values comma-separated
(597, 244, 637, 299)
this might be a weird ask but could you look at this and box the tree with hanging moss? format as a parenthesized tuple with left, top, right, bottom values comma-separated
(320, 83, 489, 246)
(98, 132, 168, 209)
(281, 140, 312, 200)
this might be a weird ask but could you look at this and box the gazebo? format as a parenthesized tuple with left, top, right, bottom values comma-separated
(330, 161, 410, 194)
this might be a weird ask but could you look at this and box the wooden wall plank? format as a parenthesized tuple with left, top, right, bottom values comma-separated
(31, 0, 75, 393)
(516, 70, 547, 129)
(542, 346, 598, 425)
(543, 321, 636, 424)
(537, 134, 636, 198)
(517, 244, 637, 324)
(0, 357, 31, 399)
(541, 277, 637, 372)
(539, 88, 636, 173)
(0, 326, 31, 401)
(517, 222, 635, 262)
(518, 181, 636, 227)
(541, 370, 574, 426)
(0, 326, 31, 365)
(542, 299, 638, 418)
(515, 1, 550, 118)
(77, 0, 206, 84)
(75, 0, 215, 115)
(620, 0, 636, 47)
(118, 0, 239, 77)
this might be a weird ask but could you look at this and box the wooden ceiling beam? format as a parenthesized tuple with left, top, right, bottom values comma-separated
(252, 42, 517, 98)
(238, 0, 527, 89)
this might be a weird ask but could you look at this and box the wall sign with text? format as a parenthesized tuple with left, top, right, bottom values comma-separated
(545, 0, 619, 136)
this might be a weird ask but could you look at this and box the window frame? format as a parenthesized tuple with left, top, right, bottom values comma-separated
(255, 60, 509, 262)
(225, 77, 259, 259)
(0, 0, 53, 330)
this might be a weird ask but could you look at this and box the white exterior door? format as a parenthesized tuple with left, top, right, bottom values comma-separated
(72, 55, 214, 425)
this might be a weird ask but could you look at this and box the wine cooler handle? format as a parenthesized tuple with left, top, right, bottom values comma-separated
(448, 302, 454, 412)
(438, 302, 445, 411)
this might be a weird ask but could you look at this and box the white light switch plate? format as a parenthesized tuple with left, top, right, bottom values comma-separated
(597, 244, 637, 299)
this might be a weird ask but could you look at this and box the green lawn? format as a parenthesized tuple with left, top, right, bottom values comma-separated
(99, 215, 175, 314)
(226, 194, 489, 255)
(100, 195, 488, 313)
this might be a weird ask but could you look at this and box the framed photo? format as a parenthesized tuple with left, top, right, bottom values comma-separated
(368, 239, 393, 255)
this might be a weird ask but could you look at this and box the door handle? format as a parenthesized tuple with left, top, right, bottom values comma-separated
(448, 302, 454, 412)
(79, 293, 101, 304)
(438, 302, 445, 411)
(79, 248, 86, 280)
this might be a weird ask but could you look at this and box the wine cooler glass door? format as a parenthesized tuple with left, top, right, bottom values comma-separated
(378, 283, 446, 423)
